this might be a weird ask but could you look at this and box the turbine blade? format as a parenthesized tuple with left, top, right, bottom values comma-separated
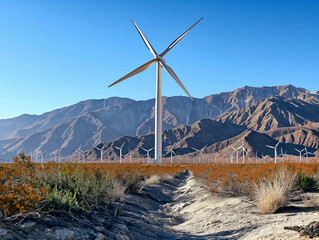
(266, 145, 274, 149)
(158, 59, 193, 100)
(191, 147, 199, 151)
(109, 59, 156, 87)
(160, 17, 204, 57)
(131, 18, 157, 57)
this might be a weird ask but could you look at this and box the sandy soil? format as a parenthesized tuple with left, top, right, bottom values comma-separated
(113, 170, 319, 239)
(2, 170, 319, 239)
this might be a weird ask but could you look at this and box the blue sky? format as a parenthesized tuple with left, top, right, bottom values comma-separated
(0, 0, 318, 119)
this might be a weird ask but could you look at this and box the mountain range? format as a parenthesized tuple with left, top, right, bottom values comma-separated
(1, 84, 319, 161)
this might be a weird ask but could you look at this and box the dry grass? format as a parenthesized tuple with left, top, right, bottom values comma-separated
(145, 175, 162, 185)
(254, 166, 297, 214)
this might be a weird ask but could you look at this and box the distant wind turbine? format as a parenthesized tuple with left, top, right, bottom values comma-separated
(266, 141, 280, 164)
(231, 145, 241, 164)
(303, 147, 314, 163)
(108, 18, 204, 163)
(192, 145, 207, 163)
(241, 138, 247, 164)
(114, 142, 126, 163)
(95, 144, 108, 163)
(295, 148, 305, 163)
(141, 147, 155, 163)
(261, 152, 268, 164)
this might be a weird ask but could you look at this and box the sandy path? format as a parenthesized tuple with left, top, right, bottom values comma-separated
(110, 170, 319, 239)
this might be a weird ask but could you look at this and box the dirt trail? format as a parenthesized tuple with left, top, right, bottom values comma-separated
(112, 170, 319, 240)
(2, 170, 318, 239)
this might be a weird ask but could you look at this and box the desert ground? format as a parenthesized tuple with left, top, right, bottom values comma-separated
(108, 170, 319, 240)
(1, 169, 319, 239)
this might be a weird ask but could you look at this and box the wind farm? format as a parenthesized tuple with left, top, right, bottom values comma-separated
(1, 0, 319, 239)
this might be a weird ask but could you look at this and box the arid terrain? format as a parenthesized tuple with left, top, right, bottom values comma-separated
(1, 165, 319, 240)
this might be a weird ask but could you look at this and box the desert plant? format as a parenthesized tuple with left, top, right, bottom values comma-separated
(145, 175, 162, 185)
(297, 173, 317, 191)
(254, 166, 297, 214)
(46, 185, 80, 211)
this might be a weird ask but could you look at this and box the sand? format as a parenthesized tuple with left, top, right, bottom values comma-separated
(112, 170, 319, 239)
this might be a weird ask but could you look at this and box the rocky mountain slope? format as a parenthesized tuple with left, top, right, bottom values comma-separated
(1, 85, 318, 160)
(218, 96, 319, 132)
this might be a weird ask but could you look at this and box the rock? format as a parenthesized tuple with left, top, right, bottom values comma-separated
(55, 229, 76, 239)
(0, 228, 8, 236)
(95, 233, 107, 240)
(95, 226, 105, 232)
(21, 222, 36, 229)
(97, 217, 106, 224)
(116, 234, 130, 240)
(115, 224, 130, 240)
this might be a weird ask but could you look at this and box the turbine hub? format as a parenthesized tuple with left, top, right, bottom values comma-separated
(156, 55, 166, 63)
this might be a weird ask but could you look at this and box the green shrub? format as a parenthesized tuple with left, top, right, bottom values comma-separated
(46, 185, 80, 211)
(297, 173, 317, 191)
(35, 168, 113, 212)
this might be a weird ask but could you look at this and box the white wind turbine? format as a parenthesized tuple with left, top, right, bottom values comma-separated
(114, 142, 126, 163)
(213, 152, 221, 164)
(76, 146, 84, 163)
(261, 152, 268, 164)
(95, 144, 108, 163)
(167, 144, 176, 164)
(241, 138, 247, 164)
(266, 141, 280, 164)
(231, 145, 241, 164)
(141, 147, 155, 163)
(295, 148, 305, 163)
(278, 148, 287, 162)
(192, 145, 207, 163)
(303, 147, 314, 163)
(108, 18, 203, 163)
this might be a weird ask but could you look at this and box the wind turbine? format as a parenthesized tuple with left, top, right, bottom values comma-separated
(266, 141, 280, 164)
(114, 142, 126, 163)
(261, 152, 268, 164)
(241, 138, 247, 164)
(231, 145, 241, 164)
(95, 144, 108, 163)
(141, 147, 155, 163)
(191, 145, 207, 163)
(213, 152, 221, 164)
(108, 18, 203, 163)
(167, 146, 176, 164)
(77, 146, 84, 163)
(295, 148, 305, 163)
(303, 147, 314, 163)
(278, 148, 287, 162)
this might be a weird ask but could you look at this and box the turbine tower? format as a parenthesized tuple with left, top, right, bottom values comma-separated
(108, 18, 203, 163)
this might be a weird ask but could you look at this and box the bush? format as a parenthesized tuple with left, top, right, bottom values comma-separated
(297, 173, 317, 192)
(254, 166, 297, 214)
(35, 168, 112, 212)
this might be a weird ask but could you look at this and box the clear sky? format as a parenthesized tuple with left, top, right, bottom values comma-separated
(0, 0, 318, 119)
